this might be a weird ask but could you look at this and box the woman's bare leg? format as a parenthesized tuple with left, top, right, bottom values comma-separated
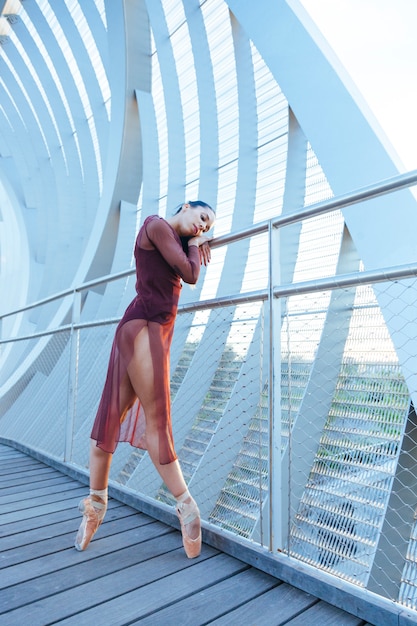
(75, 375, 138, 551)
(127, 326, 200, 539)
(89, 440, 112, 490)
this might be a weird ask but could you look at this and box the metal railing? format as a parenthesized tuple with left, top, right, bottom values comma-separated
(2, 169, 417, 618)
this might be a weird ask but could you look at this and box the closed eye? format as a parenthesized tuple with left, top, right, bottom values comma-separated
(201, 213, 210, 232)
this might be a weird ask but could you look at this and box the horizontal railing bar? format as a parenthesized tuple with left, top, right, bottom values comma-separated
(1, 293, 75, 319)
(274, 261, 417, 298)
(211, 169, 417, 247)
(0, 268, 134, 319)
(0, 324, 73, 344)
(2, 260, 417, 345)
(1, 170, 416, 321)
(0, 292, 268, 344)
(272, 168, 417, 229)
(0, 321, 116, 345)
(73, 317, 121, 331)
(178, 289, 268, 312)
(75, 268, 134, 291)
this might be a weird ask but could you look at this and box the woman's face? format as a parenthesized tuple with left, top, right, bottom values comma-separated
(180, 204, 215, 237)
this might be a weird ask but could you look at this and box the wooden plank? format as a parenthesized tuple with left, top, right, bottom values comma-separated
(0, 531, 183, 613)
(0, 454, 55, 472)
(2, 546, 225, 625)
(2, 485, 87, 518)
(0, 477, 84, 504)
(284, 600, 365, 625)
(0, 457, 43, 473)
(0, 501, 133, 550)
(135, 566, 281, 626)
(36, 553, 248, 626)
(0, 480, 88, 504)
(208, 582, 319, 625)
(0, 508, 146, 568)
(0, 488, 88, 524)
(0, 462, 50, 477)
(0, 519, 173, 588)
(0, 499, 123, 539)
(0, 466, 59, 486)
(0, 474, 75, 496)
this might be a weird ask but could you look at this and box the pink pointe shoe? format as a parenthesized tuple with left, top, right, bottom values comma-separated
(176, 492, 202, 559)
(74, 495, 107, 551)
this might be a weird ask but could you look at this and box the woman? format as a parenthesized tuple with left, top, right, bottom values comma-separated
(75, 200, 216, 558)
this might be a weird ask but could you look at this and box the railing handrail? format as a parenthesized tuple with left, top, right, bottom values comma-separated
(1, 168, 416, 321)
(210, 169, 417, 246)
(3, 257, 417, 345)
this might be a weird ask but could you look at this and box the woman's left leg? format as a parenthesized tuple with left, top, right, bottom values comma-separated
(127, 326, 201, 557)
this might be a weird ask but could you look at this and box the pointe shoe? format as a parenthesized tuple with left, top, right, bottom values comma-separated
(176, 492, 201, 559)
(74, 495, 107, 551)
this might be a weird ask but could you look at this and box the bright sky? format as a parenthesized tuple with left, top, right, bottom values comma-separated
(299, 0, 417, 172)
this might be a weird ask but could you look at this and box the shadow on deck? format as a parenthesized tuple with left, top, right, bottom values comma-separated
(0, 442, 400, 625)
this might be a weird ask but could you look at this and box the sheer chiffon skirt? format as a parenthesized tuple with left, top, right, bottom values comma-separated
(91, 317, 177, 465)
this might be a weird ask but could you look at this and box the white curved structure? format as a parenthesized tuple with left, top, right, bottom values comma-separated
(1, 0, 417, 614)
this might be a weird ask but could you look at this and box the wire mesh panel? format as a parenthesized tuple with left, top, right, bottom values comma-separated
(287, 279, 415, 602)
(106, 302, 265, 515)
(0, 329, 71, 459)
(208, 380, 268, 539)
(70, 321, 118, 468)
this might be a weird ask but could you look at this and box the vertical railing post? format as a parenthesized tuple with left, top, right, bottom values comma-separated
(258, 301, 265, 547)
(268, 219, 283, 552)
(64, 289, 81, 462)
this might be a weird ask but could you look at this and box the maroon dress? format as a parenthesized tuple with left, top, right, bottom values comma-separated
(91, 215, 201, 465)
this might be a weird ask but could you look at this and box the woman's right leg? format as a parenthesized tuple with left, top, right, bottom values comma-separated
(75, 375, 136, 551)
(89, 439, 112, 489)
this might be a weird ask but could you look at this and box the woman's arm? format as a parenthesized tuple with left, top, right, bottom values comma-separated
(146, 218, 204, 284)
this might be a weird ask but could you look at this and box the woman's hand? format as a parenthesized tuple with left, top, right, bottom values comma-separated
(199, 241, 212, 266)
(188, 235, 212, 266)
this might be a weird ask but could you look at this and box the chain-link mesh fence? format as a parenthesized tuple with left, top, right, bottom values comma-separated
(2, 222, 417, 614)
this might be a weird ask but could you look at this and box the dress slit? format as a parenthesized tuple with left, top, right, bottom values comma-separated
(91, 318, 176, 465)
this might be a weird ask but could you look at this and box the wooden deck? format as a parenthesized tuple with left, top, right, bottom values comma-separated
(0, 443, 391, 625)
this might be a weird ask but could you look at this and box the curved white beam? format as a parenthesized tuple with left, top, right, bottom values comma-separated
(225, 0, 417, 269)
(145, 0, 186, 209)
